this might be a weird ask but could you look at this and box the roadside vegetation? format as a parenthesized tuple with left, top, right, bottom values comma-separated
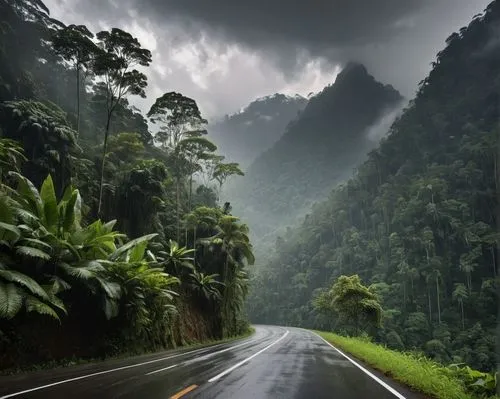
(0, 0, 254, 371)
(316, 331, 498, 399)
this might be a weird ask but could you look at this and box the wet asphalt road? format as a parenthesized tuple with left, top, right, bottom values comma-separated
(0, 326, 424, 399)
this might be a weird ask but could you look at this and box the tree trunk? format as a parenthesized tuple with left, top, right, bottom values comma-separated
(427, 284, 432, 323)
(189, 173, 193, 212)
(491, 247, 496, 277)
(76, 63, 80, 138)
(460, 300, 464, 330)
(97, 114, 112, 217)
(193, 228, 197, 266)
(176, 177, 180, 243)
(436, 277, 441, 324)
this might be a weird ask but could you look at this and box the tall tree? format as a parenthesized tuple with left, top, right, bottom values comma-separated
(93, 28, 152, 216)
(51, 24, 99, 136)
(147, 92, 208, 242)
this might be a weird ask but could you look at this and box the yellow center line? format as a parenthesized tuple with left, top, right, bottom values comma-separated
(169, 384, 198, 399)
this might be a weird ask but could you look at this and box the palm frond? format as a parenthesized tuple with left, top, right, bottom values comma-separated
(25, 295, 60, 321)
(0, 282, 23, 319)
(0, 269, 50, 301)
(16, 245, 51, 260)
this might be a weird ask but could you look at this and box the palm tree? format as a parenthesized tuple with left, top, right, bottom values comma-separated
(188, 271, 223, 302)
(202, 214, 254, 336)
(159, 239, 195, 277)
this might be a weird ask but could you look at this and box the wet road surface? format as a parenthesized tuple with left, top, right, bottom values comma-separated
(0, 326, 425, 399)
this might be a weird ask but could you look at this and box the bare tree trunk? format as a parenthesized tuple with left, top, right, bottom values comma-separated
(97, 114, 111, 216)
(193, 228, 197, 266)
(427, 284, 432, 323)
(76, 63, 80, 138)
(436, 278, 441, 324)
(460, 301, 464, 330)
(176, 177, 180, 243)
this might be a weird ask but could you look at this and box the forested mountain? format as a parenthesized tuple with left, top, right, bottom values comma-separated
(248, 1, 500, 372)
(209, 93, 307, 167)
(226, 63, 404, 250)
(0, 0, 253, 369)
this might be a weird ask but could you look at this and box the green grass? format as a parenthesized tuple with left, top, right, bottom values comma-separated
(314, 330, 496, 399)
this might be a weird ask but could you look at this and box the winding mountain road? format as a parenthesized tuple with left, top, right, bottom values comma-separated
(0, 326, 425, 399)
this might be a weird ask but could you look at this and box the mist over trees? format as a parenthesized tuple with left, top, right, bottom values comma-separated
(209, 94, 307, 168)
(247, 1, 500, 373)
(225, 63, 404, 260)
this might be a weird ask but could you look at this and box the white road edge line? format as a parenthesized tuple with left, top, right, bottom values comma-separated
(145, 364, 179, 375)
(310, 331, 406, 399)
(0, 340, 247, 399)
(208, 330, 290, 383)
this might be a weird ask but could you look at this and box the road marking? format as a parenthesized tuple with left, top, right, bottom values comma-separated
(208, 329, 289, 382)
(311, 331, 406, 399)
(0, 342, 236, 399)
(145, 363, 179, 375)
(170, 384, 198, 399)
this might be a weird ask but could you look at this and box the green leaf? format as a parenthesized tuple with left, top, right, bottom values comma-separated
(10, 172, 43, 216)
(129, 240, 148, 263)
(0, 269, 50, 301)
(0, 282, 23, 319)
(96, 277, 121, 300)
(58, 261, 104, 280)
(20, 238, 53, 250)
(0, 222, 21, 243)
(109, 234, 158, 261)
(50, 276, 71, 294)
(40, 175, 58, 232)
(16, 246, 51, 260)
(25, 295, 60, 321)
(62, 190, 82, 232)
(103, 297, 119, 320)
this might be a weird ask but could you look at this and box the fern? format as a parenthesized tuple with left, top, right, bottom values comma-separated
(58, 260, 104, 280)
(0, 269, 50, 301)
(25, 295, 60, 321)
(0, 282, 23, 319)
(16, 245, 51, 260)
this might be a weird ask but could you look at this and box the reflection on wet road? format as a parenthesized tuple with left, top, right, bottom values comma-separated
(0, 326, 423, 399)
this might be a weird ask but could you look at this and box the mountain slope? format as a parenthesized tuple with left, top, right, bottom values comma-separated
(248, 1, 499, 372)
(209, 93, 307, 167)
(227, 63, 404, 243)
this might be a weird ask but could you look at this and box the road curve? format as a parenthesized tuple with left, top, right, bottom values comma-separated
(0, 326, 425, 399)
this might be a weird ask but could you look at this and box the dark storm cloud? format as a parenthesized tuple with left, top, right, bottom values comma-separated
(140, 0, 427, 48)
(130, 0, 490, 95)
(46, 0, 491, 116)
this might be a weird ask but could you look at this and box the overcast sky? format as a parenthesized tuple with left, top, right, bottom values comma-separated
(45, 0, 490, 120)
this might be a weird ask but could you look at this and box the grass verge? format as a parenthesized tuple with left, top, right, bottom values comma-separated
(1, 327, 256, 376)
(313, 330, 497, 399)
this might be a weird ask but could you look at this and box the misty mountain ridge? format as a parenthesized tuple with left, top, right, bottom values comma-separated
(208, 93, 307, 167)
(225, 62, 404, 254)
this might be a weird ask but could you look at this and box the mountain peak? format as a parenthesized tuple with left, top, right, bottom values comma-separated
(335, 62, 370, 84)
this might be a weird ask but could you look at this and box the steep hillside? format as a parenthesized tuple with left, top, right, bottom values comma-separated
(209, 94, 307, 167)
(248, 1, 499, 372)
(227, 63, 404, 246)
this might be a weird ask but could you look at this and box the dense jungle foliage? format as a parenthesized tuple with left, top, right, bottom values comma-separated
(0, 0, 253, 370)
(209, 93, 307, 168)
(226, 62, 404, 259)
(248, 0, 500, 374)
